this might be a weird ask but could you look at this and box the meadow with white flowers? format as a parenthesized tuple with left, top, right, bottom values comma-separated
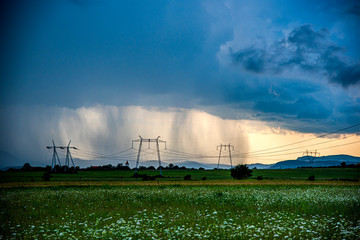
(1, 185, 359, 239)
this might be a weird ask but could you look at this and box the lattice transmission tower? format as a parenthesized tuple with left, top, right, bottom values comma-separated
(217, 143, 234, 169)
(46, 140, 77, 171)
(303, 149, 320, 167)
(46, 140, 62, 170)
(132, 136, 166, 176)
(60, 140, 77, 170)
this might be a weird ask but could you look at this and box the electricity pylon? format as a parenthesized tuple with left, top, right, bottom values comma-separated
(46, 140, 62, 170)
(132, 136, 166, 176)
(217, 143, 234, 169)
(60, 140, 77, 170)
(303, 149, 320, 167)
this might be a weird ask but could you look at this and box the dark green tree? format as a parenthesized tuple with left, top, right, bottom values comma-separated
(230, 164, 253, 179)
(308, 175, 315, 181)
(184, 174, 192, 180)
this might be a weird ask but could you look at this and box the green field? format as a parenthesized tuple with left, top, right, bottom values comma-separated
(1, 168, 359, 183)
(1, 168, 359, 239)
(1, 185, 359, 239)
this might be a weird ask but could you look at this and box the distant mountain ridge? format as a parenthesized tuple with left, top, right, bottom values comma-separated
(268, 155, 360, 169)
(170, 155, 360, 169)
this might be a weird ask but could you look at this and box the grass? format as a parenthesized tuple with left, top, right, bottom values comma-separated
(1, 185, 359, 239)
(1, 179, 360, 189)
(252, 168, 360, 180)
(1, 168, 359, 183)
(1, 168, 359, 239)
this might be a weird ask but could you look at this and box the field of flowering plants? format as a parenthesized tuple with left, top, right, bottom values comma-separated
(1, 184, 359, 239)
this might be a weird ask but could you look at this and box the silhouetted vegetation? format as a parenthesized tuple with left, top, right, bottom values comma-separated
(308, 175, 315, 181)
(21, 163, 32, 171)
(132, 173, 164, 181)
(299, 162, 360, 169)
(42, 166, 52, 181)
(51, 165, 79, 173)
(141, 175, 156, 181)
(184, 174, 192, 180)
(231, 164, 253, 180)
(3, 163, 79, 173)
(85, 164, 130, 171)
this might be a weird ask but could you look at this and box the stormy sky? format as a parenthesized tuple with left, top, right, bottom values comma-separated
(0, 0, 359, 166)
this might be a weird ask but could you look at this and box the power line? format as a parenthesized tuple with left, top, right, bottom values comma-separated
(69, 136, 360, 162)
(234, 123, 360, 156)
(316, 140, 360, 151)
(47, 123, 360, 166)
(231, 133, 359, 158)
(231, 139, 360, 159)
(71, 152, 137, 161)
(76, 147, 133, 158)
(241, 140, 360, 164)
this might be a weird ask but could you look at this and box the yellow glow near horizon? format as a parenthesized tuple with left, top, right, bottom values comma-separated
(242, 121, 360, 164)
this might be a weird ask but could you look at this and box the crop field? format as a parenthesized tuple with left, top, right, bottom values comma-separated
(1, 168, 359, 183)
(0, 184, 360, 239)
(1, 168, 359, 239)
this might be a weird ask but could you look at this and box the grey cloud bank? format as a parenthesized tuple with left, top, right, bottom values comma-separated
(0, 0, 359, 162)
(0, 106, 248, 166)
(231, 24, 360, 87)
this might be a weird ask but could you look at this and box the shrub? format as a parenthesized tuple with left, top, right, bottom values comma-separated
(132, 173, 157, 181)
(142, 175, 156, 181)
(308, 175, 315, 181)
(201, 176, 207, 180)
(184, 174, 192, 180)
(230, 164, 253, 180)
(257, 175, 263, 180)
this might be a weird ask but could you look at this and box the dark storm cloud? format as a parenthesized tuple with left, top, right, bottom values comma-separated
(231, 47, 265, 73)
(0, 0, 210, 108)
(231, 24, 360, 87)
(254, 97, 332, 120)
(193, 69, 337, 133)
(324, 54, 360, 87)
(220, 77, 332, 120)
(0, 0, 359, 138)
(345, 0, 360, 16)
